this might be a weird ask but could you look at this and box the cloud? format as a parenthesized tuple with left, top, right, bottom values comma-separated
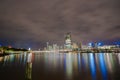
(0, 0, 120, 48)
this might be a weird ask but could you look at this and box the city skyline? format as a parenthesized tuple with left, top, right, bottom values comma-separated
(0, 32, 119, 50)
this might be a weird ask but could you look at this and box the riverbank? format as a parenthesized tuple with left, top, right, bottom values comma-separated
(0, 46, 28, 57)
(0, 53, 9, 57)
(0, 51, 28, 57)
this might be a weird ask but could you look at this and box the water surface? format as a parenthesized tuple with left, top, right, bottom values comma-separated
(0, 52, 120, 80)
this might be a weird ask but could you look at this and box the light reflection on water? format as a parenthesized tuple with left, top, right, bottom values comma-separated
(97, 53, 108, 80)
(0, 53, 120, 80)
(89, 53, 96, 80)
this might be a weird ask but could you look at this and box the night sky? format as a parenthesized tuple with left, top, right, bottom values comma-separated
(0, 0, 120, 49)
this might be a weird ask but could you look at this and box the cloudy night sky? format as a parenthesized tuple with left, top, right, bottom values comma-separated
(0, 0, 120, 49)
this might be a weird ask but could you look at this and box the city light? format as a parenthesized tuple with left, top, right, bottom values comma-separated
(88, 42, 94, 47)
(97, 42, 103, 46)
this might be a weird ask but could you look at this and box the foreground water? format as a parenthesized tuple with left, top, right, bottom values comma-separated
(0, 52, 120, 80)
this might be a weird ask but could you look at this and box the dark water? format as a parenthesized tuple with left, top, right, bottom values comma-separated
(0, 52, 120, 80)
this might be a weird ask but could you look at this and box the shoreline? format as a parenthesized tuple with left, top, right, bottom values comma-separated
(0, 53, 9, 57)
(0, 51, 28, 57)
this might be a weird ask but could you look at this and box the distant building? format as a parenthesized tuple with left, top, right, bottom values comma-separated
(64, 32, 72, 50)
(79, 42, 82, 49)
(46, 42, 49, 50)
(72, 42, 79, 50)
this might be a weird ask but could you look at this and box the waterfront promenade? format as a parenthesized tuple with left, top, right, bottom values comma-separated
(0, 48, 120, 57)
(31, 48, 120, 53)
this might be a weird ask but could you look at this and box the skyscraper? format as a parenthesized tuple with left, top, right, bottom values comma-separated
(65, 32, 72, 50)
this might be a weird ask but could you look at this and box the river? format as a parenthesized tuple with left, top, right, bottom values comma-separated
(0, 52, 120, 80)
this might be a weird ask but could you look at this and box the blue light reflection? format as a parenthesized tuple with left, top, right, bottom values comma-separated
(78, 53, 81, 72)
(98, 53, 108, 80)
(89, 53, 96, 80)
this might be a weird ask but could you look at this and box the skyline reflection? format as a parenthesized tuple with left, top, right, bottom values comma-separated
(0, 53, 120, 80)
(89, 53, 96, 80)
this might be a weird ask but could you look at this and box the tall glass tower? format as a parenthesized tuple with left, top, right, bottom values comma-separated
(65, 32, 72, 49)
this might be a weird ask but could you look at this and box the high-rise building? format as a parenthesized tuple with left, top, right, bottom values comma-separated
(65, 32, 72, 49)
